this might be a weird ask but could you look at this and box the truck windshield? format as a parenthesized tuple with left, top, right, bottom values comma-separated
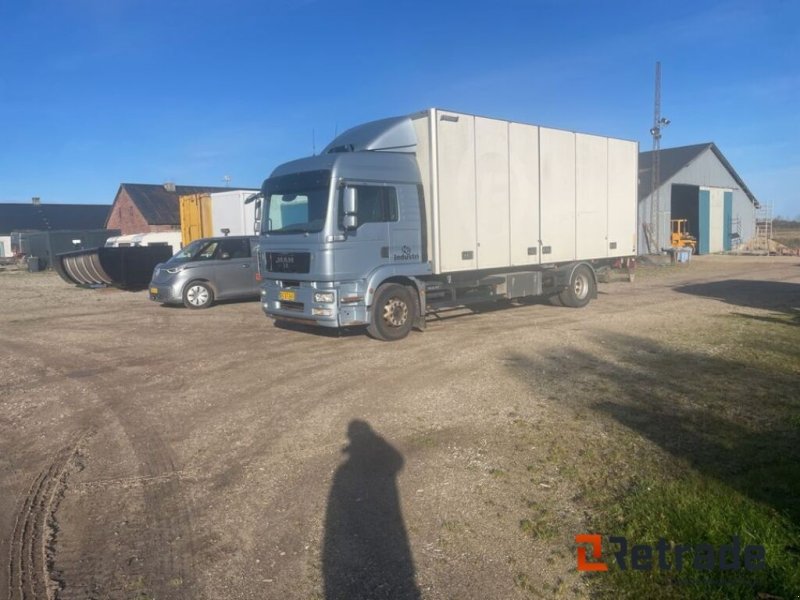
(261, 169, 331, 235)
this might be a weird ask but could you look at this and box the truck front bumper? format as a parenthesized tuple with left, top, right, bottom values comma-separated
(261, 280, 369, 328)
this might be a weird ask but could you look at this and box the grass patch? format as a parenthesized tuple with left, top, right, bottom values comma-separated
(505, 285, 800, 598)
(519, 515, 558, 540)
(596, 476, 800, 599)
(488, 467, 507, 478)
(590, 316, 800, 598)
(772, 226, 800, 249)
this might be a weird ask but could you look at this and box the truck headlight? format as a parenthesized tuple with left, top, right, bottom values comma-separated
(314, 292, 335, 303)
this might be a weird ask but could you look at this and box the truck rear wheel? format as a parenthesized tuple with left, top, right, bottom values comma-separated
(367, 283, 416, 341)
(558, 265, 594, 308)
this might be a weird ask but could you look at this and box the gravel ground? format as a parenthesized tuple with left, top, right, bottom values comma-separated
(1, 256, 798, 599)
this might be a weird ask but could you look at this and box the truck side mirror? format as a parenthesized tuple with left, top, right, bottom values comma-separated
(343, 187, 358, 230)
(253, 199, 262, 234)
(343, 214, 358, 230)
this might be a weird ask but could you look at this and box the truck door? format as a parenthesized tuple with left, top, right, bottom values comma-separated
(386, 184, 423, 266)
(334, 184, 397, 280)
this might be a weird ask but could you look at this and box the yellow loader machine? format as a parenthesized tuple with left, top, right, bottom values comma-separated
(671, 219, 697, 252)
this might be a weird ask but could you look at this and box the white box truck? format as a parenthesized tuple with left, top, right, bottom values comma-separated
(256, 109, 638, 340)
(179, 189, 261, 246)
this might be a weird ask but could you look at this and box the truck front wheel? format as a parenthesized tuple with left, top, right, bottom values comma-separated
(367, 283, 416, 341)
(558, 265, 595, 308)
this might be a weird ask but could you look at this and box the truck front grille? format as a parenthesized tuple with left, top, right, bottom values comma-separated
(265, 252, 310, 274)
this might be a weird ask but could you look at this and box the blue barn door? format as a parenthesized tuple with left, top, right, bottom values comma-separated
(698, 189, 710, 255)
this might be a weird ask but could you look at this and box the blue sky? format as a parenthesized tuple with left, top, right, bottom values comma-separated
(1, 0, 798, 217)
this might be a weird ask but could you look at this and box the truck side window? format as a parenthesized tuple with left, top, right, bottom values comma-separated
(338, 186, 398, 229)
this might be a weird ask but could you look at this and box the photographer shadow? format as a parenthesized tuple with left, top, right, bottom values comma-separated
(322, 420, 420, 600)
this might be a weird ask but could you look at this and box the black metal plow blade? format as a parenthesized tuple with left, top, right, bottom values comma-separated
(55, 246, 173, 290)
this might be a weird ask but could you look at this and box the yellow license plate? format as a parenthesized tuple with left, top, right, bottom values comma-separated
(150, 287, 158, 295)
(279, 290, 296, 301)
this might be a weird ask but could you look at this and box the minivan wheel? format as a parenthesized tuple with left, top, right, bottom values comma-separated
(367, 283, 416, 341)
(183, 281, 214, 309)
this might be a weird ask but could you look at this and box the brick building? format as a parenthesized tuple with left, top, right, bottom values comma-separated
(105, 183, 231, 235)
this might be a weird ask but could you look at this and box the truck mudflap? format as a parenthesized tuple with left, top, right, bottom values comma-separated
(55, 246, 173, 290)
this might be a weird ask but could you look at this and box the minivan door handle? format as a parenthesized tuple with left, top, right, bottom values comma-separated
(241, 264, 250, 268)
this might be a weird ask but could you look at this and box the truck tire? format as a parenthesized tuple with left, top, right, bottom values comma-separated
(558, 265, 594, 308)
(367, 283, 416, 341)
(183, 281, 214, 309)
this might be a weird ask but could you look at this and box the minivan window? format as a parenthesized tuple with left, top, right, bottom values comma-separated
(218, 238, 251, 259)
(168, 239, 208, 263)
(196, 241, 219, 260)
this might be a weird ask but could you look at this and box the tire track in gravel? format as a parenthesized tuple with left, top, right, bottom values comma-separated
(6, 432, 89, 600)
(1, 337, 196, 600)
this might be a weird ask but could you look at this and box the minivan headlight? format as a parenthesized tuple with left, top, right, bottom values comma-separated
(314, 292, 335, 303)
(165, 266, 184, 274)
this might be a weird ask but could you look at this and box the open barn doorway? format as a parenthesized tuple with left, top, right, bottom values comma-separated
(671, 184, 701, 252)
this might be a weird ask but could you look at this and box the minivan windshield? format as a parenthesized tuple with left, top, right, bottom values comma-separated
(261, 169, 331, 235)
(167, 239, 219, 263)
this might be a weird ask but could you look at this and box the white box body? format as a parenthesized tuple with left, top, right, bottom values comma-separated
(412, 109, 638, 275)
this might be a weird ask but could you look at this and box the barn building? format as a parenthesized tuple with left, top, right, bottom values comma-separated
(106, 183, 231, 235)
(0, 198, 110, 257)
(638, 143, 759, 254)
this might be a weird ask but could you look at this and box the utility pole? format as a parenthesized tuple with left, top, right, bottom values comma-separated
(649, 61, 670, 253)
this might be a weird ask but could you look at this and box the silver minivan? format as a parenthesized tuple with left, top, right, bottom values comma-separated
(149, 236, 260, 308)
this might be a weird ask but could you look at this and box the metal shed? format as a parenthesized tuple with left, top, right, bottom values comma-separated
(638, 143, 758, 254)
(13, 229, 120, 269)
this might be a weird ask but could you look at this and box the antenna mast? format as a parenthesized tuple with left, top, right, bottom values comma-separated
(649, 61, 670, 253)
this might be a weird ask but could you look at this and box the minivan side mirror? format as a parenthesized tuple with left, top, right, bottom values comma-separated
(343, 187, 358, 230)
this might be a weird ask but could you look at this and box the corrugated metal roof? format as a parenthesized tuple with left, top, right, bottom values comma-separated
(0, 203, 111, 234)
(117, 183, 237, 226)
(639, 143, 759, 206)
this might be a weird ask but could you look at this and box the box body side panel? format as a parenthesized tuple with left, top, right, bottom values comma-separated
(539, 127, 576, 263)
(210, 191, 257, 237)
(509, 123, 541, 266)
(411, 113, 436, 268)
(475, 116, 511, 269)
(576, 133, 609, 259)
(436, 112, 477, 272)
(607, 138, 638, 257)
